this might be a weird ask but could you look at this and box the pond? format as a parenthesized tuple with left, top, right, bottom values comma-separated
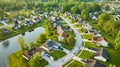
(0, 27, 45, 67)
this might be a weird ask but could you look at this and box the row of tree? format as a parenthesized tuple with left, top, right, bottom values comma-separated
(0, 0, 101, 13)
(0, 0, 103, 20)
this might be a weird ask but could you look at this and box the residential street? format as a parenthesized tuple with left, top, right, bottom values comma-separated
(45, 17, 83, 67)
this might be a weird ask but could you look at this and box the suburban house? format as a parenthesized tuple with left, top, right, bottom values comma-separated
(93, 33, 108, 47)
(91, 15, 97, 20)
(0, 20, 8, 26)
(113, 14, 120, 21)
(50, 16, 56, 22)
(50, 17, 69, 41)
(57, 25, 64, 34)
(22, 47, 45, 60)
(82, 22, 93, 31)
(12, 20, 21, 30)
(52, 21, 61, 29)
(3, 28, 11, 34)
(57, 25, 69, 41)
(26, 21, 33, 25)
(85, 48, 107, 67)
(32, 10, 40, 14)
(40, 39, 63, 52)
(0, 28, 11, 35)
(85, 59, 103, 67)
(89, 29, 98, 35)
(75, 16, 82, 22)
(58, 32, 69, 41)
(94, 48, 108, 62)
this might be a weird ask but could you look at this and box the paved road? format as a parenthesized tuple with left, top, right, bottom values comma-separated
(45, 17, 82, 67)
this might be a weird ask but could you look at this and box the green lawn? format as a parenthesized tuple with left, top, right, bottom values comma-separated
(48, 50, 66, 60)
(68, 30, 75, 37)
(7, 21, 13, 24)
(82, 34, 93, 39)
(7, 50, 48, 67)
(84, 42, 99, 48)
(37, 58, 49, 67)
(73, 24, 82, 28)
(100, 48, 120, 67)
(0, 23, 3, 26)
(79, 50, 93, 59)
(65, 60, 84, 67)
(7, 50, 29, 67)
(78, 28, 88, 33)
(62, 43, 74, 50)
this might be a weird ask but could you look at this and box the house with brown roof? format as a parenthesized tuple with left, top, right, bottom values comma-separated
(57, 25, 69, 41)
(58, 32, 69, 41)
(94, 48, 108, 62)
(85, 48, 108, 67)
(85, 59, 103, 67)
(93, 33, 108, 47)
(22, 47, 45, 60)
(57, 25, 64, 34)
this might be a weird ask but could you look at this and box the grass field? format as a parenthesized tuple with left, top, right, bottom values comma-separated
(48, 50, 66, 60)
(79, 50, 93, 59)
(82, 34, 93, 39)
(65, 60, 84, 67)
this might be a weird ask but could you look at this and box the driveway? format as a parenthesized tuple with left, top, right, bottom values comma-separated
(45, 17, 83, 67)
(63, 48, 70, 54)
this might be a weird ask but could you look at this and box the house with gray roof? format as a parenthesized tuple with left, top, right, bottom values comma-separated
(40, 39, 62, 52)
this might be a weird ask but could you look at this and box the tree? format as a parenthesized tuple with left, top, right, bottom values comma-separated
(30, 42, 35, 48)
(109, 64, 116, 67)
(97, 12, 112, 28)
(104, 5, 110, 11)
(103, 19, 114, 35)
(115, 31, 120, 50)
(111, 20, 120, 37)
(67, 35, 75, 46)
(35, 33, 47, 44)
(90, 3, 101, 12)
(61, 2, 74, 13)
(29, 52, 40, 67)
(81, 9, 89, 21)
(71, 6, 80, 14)
(62, 38, 67, 44)
(0, 8, 8, 19)
(18, 36, 28, 50)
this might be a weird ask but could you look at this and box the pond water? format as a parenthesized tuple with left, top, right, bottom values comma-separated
(0, 27, 45, 67)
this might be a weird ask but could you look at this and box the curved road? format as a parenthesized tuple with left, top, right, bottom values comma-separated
(45, 17, 82, 67)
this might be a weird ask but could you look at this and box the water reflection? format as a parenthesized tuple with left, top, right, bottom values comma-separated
(29, 29, 34, 32)
(21, 32, 25, 36)
(2, 40, 9, 48)
(0, 27, 45, 67)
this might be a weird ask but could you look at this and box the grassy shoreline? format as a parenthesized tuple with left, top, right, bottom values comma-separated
(0, 19, 48, 41)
